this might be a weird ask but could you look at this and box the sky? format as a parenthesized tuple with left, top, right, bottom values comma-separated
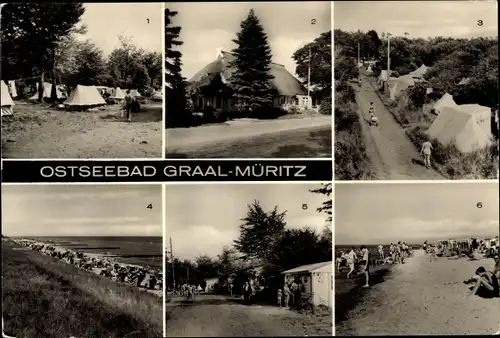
(77, 3, 162, 55)
(167, 2, 331, 79)
(334, 1, 498, 38)
(1, 185, 162, 237)
(165, 183, 331, 261)
(335, 183, 499, 245)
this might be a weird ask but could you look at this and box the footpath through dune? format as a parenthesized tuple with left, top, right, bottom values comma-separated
(337, 249, 499, 335)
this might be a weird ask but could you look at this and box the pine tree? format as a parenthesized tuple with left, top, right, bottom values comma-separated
(165, 8, 186, 127)
(230, 9, 275, 112)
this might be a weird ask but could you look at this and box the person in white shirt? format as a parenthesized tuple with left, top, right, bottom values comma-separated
(377, 244, 384, 260)
(346, 247, 357, 279)
(360, 245, 371, 288)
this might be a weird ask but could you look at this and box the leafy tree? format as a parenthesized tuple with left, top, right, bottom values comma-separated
(233, 200, 287, 262)
(165, 8, 187, 128)
(309, 183, 332, 222)
(230, 9, 275, 112)
(292, 31, 331, 99)
(0, 3, 85, 101)
(407, 82, 427, 110)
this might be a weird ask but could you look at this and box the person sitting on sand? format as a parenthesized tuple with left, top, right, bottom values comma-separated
(346, 247, 357, 279)
(466, 266, 500, 298)
(360, 245, 371, 288)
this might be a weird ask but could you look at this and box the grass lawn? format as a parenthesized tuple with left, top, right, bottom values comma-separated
(1, 239, 163, 338)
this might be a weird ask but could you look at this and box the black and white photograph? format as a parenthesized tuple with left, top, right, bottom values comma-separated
(335, 182, 500, 335)
(334, 1, 499, 180)
(1, 185, 163, 338)
(165, 2, 332, 158)
(165, 183, 332, 336)
(1, 3, 163, 159)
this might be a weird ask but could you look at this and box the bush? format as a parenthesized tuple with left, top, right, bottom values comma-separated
(319, 97, 332, 115)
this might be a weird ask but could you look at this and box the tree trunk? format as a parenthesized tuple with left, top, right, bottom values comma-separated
(38, 72, 45, 103)
(50, 49, 57, 102)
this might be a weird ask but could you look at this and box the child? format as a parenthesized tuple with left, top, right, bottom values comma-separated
(277, 289, 283, 307)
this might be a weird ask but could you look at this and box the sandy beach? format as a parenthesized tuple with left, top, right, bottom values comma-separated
(336, 249, 499, 335)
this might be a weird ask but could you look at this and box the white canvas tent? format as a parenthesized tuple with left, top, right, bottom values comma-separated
(433, 93, 457, 115)
(64, 85, 106, 107)
(1, 81, 14, 116)
(389, 75, 415, 100)
(409, 64, 429, 78)
(129, 89, 141, 97)
(426, 106, 493, 153)
(455, 104, 492, 136)
(29, 82, 66, 100)
(113, 87, 126, 100)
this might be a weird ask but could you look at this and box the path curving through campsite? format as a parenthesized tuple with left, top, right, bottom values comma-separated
(353, 75, 443, 180)
(337, 250, 500, 335)
(166, 294, 332, 337)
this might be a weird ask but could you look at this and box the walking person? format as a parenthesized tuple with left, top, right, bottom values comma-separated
(346, 247, 357, 279)
(283, 283, 291, 307)
(361, 245, 371, 288)
(420, 140, 434, 169)
(124, 89, 135, 122)
(377, 244, 384, 261)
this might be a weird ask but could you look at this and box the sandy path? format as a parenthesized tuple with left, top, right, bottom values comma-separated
(353, 75, 444, 180)
(165, 115, 331, 150)
(337, 250, 499, 335)
(167, 294, 332, 337)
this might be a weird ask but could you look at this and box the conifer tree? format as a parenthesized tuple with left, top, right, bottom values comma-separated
(165, 8, 186, 127)
(230, 9, 275, 112)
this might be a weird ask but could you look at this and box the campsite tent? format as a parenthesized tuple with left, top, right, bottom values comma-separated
(29, 82, 67, 100)
(1, 81, 14, 116)
(426, 106, 493, 153)
(152, 90, 162, 101)
(388, 75, 415, 100)
(64, 85, 106, 107)
(409, 64, 429, 78)
(433, 93, 457, 115)
(113, 87, 126, 100)
(454, 104, 492, 136)
(129, 89, 141, 97)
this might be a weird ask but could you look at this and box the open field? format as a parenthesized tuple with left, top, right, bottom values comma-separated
(1, 101, 163, 159)
(165, 115, 332, 158)
(25, 236, 163, 269)
(1, 238, 163, 338)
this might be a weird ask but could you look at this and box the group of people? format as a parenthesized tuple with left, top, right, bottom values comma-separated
(15, 239, 162, 293)
(277, 277, 307, 308)
(100, 88, 140, 122)
(337, 245, 372, 288)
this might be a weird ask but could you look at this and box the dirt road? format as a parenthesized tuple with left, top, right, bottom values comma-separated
(337, 250, 499, 335)
(165, 115, 332, 158)
(166, 294, 332, 337)
(1, 102, 162, 158)
(353, 76, 443, 180)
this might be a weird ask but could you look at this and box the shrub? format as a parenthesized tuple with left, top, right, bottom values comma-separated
(319, 97, 332, 115)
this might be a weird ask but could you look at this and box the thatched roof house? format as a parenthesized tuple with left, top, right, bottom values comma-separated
(187, 49, 308, 110)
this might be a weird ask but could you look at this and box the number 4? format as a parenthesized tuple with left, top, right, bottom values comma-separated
(147, 204, 153, 209)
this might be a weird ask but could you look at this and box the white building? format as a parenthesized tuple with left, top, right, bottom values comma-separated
(282, 261, 332, 308)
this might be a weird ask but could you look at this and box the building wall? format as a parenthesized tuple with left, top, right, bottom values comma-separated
(312, 272, 333, 308)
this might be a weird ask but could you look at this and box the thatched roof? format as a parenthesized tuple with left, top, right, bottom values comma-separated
(188, 50, 306, 96)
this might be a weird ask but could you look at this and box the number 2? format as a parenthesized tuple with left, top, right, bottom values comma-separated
(311, 19, 316, 25)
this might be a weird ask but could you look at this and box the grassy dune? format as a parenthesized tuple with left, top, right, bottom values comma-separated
(1, 239, 163, 338)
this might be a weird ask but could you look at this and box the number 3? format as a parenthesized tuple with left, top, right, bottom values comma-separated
(477, 20, 483, 26)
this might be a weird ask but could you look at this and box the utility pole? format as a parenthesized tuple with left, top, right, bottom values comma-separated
(386, 33, 391, 90)
(357, 42, 360, 66)
(307, 44, 311, 109)
(169, 237, 175, 289)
